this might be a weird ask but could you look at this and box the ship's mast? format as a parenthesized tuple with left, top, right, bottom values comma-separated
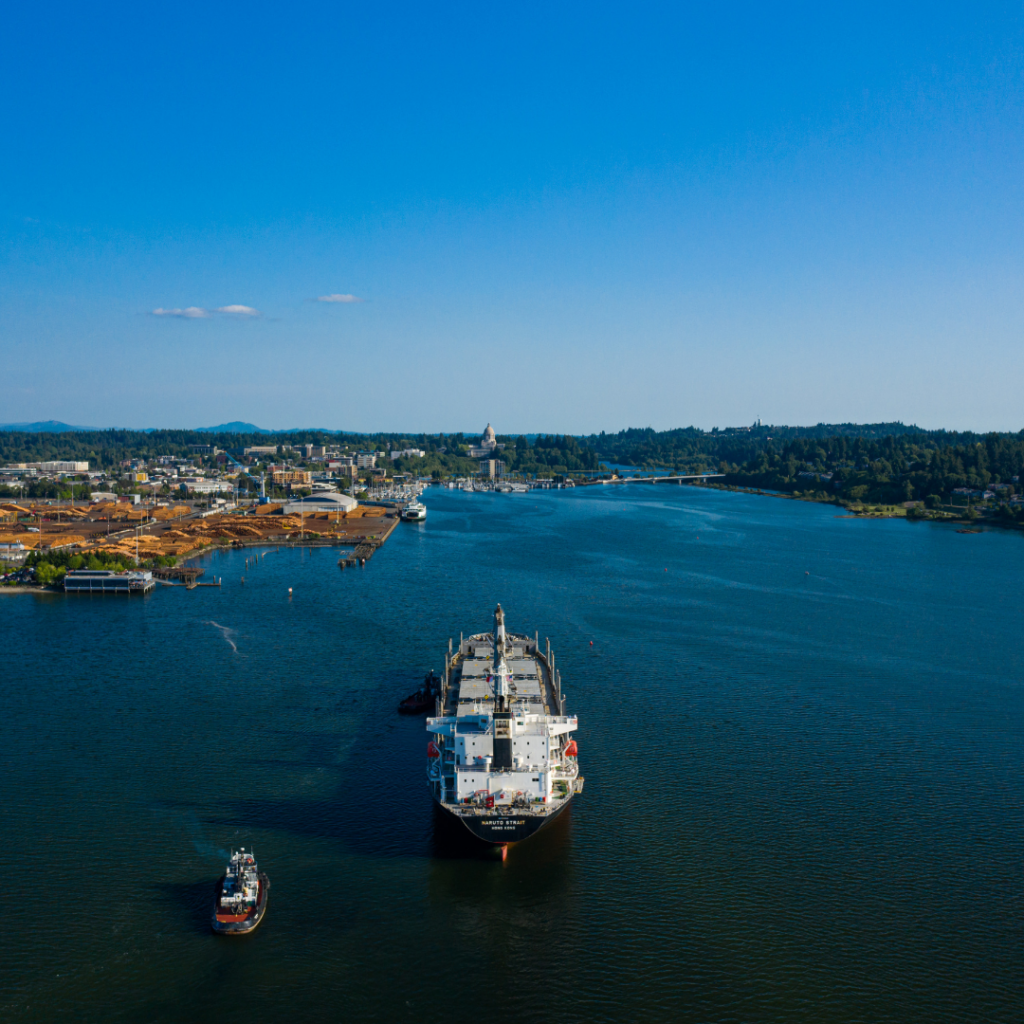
(491, 604, 513, 769)
(492, 603, 511, 710)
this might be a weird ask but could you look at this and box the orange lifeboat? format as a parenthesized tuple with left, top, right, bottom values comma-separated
(564, 740, 578, 757)
(427, 741, 441, 758)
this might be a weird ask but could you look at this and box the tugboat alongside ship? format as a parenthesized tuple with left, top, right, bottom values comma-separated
(399, 671, 442, 713)
(211, 848, 269, 935)
(424, 605, 583, 853)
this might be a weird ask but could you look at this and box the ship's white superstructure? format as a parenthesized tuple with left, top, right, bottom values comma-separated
(425, 605, 583, 846)
(212, 847, 269, 933)
(219, 850, 259, 914)
(401, 501, 427, 521)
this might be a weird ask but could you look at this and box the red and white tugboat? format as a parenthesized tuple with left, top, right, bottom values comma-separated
(211, 848, 269, 934)
(425, 605, 583, 858)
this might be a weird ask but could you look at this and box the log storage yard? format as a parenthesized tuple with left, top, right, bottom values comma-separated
(0, 499, 399, 569)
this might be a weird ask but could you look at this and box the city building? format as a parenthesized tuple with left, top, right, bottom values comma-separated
(189, 445, 220, 456)
(271, 469, 313, 486)
(357, 453, 378, 469)
(29, 461, 89, 472)
(244, 446, 279, 456)
(468, 424, 504, 458)
(180, 478, 234, 495)
(0, 541, 27, 563)
(480, 459, 506, 479)
(390, 448, 426, 460)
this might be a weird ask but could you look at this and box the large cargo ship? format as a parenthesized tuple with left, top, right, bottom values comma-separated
(425, 606, 583, 852)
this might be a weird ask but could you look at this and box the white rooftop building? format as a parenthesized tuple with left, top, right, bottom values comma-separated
(282, 491, 358, 515)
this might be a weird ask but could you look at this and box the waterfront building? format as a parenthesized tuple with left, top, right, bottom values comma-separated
(282, 491, 358, 515)
(64, 569, 155, 594)
(357, 453, 379, 469)
(479, 459, 506, 479)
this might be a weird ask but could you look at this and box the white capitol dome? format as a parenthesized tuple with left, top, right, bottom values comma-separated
(483, 423, 495, 442)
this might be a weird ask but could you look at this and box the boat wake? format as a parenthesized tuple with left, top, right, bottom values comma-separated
(206, 621, 240, 654)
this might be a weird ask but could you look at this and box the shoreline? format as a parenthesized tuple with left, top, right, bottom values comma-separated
(690, 480, 1018, 530)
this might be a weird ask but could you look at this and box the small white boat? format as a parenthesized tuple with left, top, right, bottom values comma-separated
(401, 501, 427, 521)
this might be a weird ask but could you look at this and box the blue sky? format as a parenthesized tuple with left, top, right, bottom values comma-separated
(3, 2, 1024, 432)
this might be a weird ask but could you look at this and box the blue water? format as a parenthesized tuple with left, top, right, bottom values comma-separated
(2, 486, 1023, 1023)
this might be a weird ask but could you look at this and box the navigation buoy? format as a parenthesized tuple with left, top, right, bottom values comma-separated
(590, 640, 593, 646)
(288, 587, 293, 594)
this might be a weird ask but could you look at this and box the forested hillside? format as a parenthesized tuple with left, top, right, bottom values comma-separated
(586, 426, 1024, 504)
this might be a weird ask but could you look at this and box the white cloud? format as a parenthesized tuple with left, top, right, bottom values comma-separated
(152, 307, 210, 318)
(317, 293, 363, 303)
(216, 305, 262, 317)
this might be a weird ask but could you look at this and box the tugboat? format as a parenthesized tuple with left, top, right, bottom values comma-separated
(211, 848, 269, 934)
(425, 605, 583, 856)
(401, 500, 427, 521)
(399, 671, 441, 714)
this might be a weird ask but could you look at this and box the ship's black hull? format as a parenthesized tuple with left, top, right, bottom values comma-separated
(433, 795, 573, 845)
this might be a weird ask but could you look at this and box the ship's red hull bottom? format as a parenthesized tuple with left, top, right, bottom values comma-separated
(211, 874, 270, 935)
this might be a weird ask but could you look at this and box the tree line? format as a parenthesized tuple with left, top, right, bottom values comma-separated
(585, 426, 1024, 504)
(5, 423, 1024, 500)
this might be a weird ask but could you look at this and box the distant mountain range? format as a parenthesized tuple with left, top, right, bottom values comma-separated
(0, 420, 333, 434)
(194, 422, 272, 434)
(0, 420, 98, 432)
(195, 423, 337, 434)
